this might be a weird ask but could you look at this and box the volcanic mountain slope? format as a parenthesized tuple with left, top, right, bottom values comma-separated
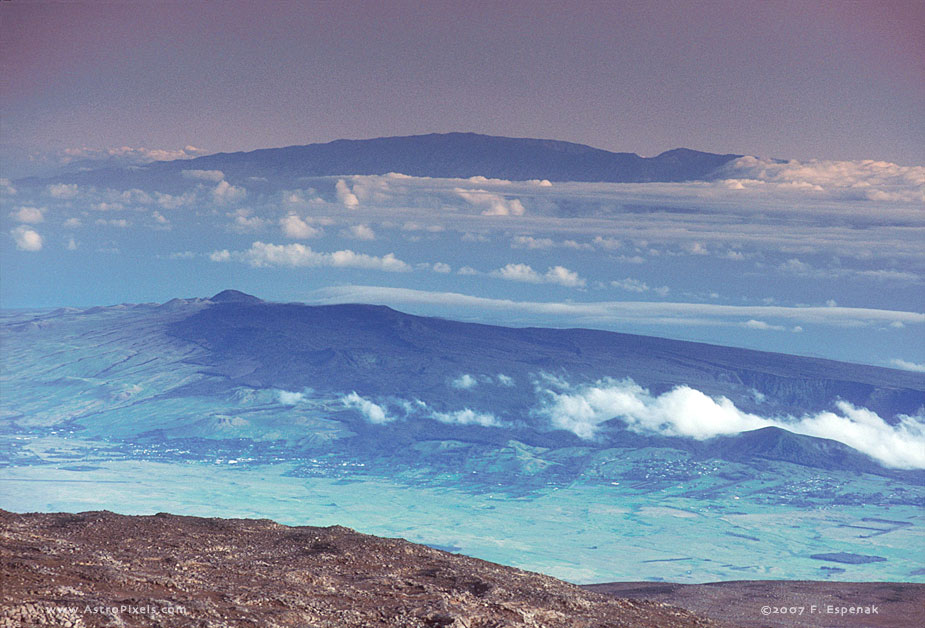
(24, 132, 741, 187)
(0, 509, 714, 628)
(168, 292, 925, 423)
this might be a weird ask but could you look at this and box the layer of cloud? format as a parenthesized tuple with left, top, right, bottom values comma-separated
(719, 156, 925, 203)
(532, 377, 925, 469)
(182, 169, 225, 182)
(310, 286, 925, 330)
(210, 242, 411, 272)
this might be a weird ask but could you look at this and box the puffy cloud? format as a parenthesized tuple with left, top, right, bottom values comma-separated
(451, 374, 478, 390)
(10, 206, 44, 224)
(532, 377, 925, 468)
(280, 213, 321, 239)
(890, 359, 925, 373)
(431, 408, 502, 427)
(182, 169, 225, 182)
(342, 392, 392, 424)
(212, 180, 246, 204)
(230, 211, 268, 232)
(278, 390, 306, 405)
(431, 262, 452, 273)
(63, 217, 82, 228)
(47, 183, 78, 199)
(496, 374, 515, 387)
(454, 188, 525, 216)
(491, 263, 586, 288)
(155, 191, 196, 209)
(1, 178, 16, 196)
(211, 241, 411, 272)
(11, 226, 43, 251)
(342, 224, 376, 240)
(336, 179, 359, 209)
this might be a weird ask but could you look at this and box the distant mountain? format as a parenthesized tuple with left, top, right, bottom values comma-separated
(24, 133, 741, 186)
(168, 295, 924, 423)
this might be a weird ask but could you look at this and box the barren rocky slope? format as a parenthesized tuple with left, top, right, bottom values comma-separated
(0, 509, 714, 627)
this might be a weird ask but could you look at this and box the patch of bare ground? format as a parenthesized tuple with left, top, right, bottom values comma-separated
(0, 509, 714, 627)
(583, 581, 924, 628)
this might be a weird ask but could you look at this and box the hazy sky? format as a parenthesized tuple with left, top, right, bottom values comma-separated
(2, 0, 923, 165)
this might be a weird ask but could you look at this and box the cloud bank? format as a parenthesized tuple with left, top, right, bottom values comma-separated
(532, 377, 925, 469)
(210, 242, 411, 272)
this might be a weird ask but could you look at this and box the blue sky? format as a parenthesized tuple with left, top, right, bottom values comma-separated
(1, 1, 923, 370)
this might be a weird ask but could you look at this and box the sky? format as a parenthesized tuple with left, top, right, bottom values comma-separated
(1, 0, 924, 170)
(1, 1, 923, 370)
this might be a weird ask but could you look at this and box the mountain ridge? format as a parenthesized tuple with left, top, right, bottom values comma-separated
(21, 132, 743, 185)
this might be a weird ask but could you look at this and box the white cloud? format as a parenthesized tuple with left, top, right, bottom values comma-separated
(890, 359, 925, 373)
(310, 285, 925, 330)
(11, 226, 43, 251)
(61, 145, 207, 165)
(63, 217, 82, 228)
(431, 262, 452, 274)
(10, 206, 44, 224)
(47, 183, 78, 199)
(742, 319, 786, 331)
(95, 218, 129, 228)
(719, 156, 925, 203)
(66, 237, 78, 251)
(532, 377, 925, 469)
(342, 224, 376, 240)
(496, 374, 515, 387)
(455, 188, 525, 216)
(211, 241, 411, 272)
(280, 213, 322, 239)
(212, 180, 246, 204)
(593, 236, 622, 250)
(1, 178, 16, 196)
(155, 191, 196, 209)
(451, 374, 478, 390)
(491, 263, 586, 288)
(511, 235, 593, 251)
(342, 392, 392, 424)
(278, 390, 306, 405)
(610, 278, 649, 293)
(182, 169, 225, 182)
(336, 179, 359, 209)
(432, 408, 502, 427)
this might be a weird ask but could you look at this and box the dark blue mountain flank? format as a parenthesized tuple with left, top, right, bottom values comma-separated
(26, 133, 741, 185)
(168, 295, 924, 422)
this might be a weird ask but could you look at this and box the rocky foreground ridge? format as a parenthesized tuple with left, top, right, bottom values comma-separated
(0, 509, 714, 627)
